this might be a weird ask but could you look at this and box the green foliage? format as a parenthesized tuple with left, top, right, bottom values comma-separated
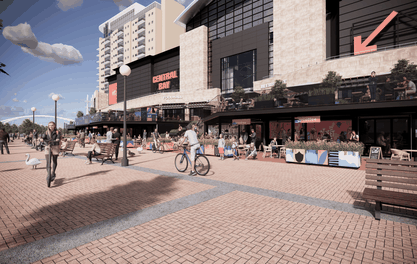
(308, 87, 336, 96)
(335, 99, 350, 104)
(69, 121, 74, 125)
(390, 59, 417, 84)
(89, 107, 97, 115)
(285, 140, 365, 155)
(11, 124, 18, 133)
(322, 71, 342, 89)
(231, 86, 245, 102)
(18, 119, 33, 135)
(255, 94, 274, 102)
(269, 80, 287, 99)
(77, 111, 84, 118)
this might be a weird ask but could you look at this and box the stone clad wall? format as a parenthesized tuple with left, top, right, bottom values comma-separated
(180, 25, 208, 92)
(273, 0, 326, 76)
(255, 45, 417, 90)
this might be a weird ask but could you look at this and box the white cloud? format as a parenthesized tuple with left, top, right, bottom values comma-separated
(21, 42, 83, 65)
(48, 93, 65, 100)
(14, 93, 17, 95)
(2, 23, 38, 49)
(113, 0, 135, 11)
(23, 100, 27, 103)
(12, 98, 18, 102)
(56, 0, 83, 11)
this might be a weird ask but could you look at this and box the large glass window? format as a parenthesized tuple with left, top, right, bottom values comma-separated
(163, 109, 184, 121)
(221, 50, 256, 93)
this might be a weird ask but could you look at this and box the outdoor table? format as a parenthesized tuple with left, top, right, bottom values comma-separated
(394, 87, 406, 100)
(403, 149, 417, 161)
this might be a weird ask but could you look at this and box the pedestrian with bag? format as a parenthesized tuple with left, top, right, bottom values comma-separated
(0, 128, 10, 154)
(112, 128, 121, 160)
(43, 121, 61, 187)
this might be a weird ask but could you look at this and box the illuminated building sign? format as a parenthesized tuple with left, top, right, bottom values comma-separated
(109, 83, 117, 105)
(295, 116, 321, 123)
(152, 70, 179, 91)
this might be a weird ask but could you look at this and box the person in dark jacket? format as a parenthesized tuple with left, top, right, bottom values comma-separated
(0, 128, 10, 154)
(112, 128, 121, 160)
(367, 71, 377, 102)
(42, 121, 61, 183)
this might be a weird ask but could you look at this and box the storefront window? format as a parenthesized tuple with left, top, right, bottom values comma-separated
(190, 108, 211, 121)
(269, 121, 291, 144)
(306, 120, 352, 142)
(392, 119, 409, 150)
(221, 50, 256, 93)
(163, 109, 184, 121)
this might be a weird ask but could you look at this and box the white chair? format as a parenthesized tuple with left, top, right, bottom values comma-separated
(263, 144, 273, 158)
(279, 147, 286, 159)
(391, 149, 411, 161)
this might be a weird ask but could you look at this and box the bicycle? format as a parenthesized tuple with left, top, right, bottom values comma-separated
(175, 144, 210, 176)
(152, 139, 164, 154)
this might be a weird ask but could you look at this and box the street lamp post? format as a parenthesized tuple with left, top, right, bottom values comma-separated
(52, 94, 60, 126)
(120, 65, 131, 167)
(31, 107, 36, 147)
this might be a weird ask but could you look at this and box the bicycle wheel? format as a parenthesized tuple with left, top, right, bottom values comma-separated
(159, 144, 164, 154)
(175, 153, 188, 172)
(195, 155, 210, 176)
(152, 143, 157, 153)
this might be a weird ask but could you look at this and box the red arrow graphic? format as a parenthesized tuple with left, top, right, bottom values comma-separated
(354, 11, 398, 55)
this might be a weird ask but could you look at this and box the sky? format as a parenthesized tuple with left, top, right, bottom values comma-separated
(0, 0, 190, 128)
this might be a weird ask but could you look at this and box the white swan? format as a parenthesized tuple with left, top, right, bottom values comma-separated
(25, 154, 41, 169)
(137, 146, 143, 154)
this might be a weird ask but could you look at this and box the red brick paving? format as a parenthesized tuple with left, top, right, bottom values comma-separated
(0, 141, 214, 252)
(35, 191, 417, 264)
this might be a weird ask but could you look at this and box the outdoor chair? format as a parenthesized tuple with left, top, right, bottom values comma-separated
(390, 148, 411, 161)
(262, 144, 273, 158)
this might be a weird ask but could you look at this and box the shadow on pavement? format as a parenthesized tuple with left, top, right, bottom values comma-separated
(0, 168, 24, 172)
(5, 175, 179, 251)
(51, 170, 113, 187)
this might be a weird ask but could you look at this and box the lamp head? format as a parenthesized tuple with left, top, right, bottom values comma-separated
(52, 94, 60, 101)
(31, 107, 36, 112)
(120, 65, 131, 76)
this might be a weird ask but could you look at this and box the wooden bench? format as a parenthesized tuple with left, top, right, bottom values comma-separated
(362, 158, 417, 220)
(94, 143, 117, 165)
(61, 141, 76, 156)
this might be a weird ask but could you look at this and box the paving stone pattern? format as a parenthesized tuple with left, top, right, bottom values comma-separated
(0, 141, 416, 264)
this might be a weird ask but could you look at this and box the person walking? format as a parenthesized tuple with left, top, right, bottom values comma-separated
(249, 129, 256, 144)
(106, 127, 114, 143)
(80, 130, 86, 148)
(218, 134, 225, 160)
(112, 128, 121, 160)
(32, 129, 38, 148)
(88, 131, 92, 144)
(231, 136, 240, 160)
(43, 121, 61, 185)
(0, 128, 10, 154)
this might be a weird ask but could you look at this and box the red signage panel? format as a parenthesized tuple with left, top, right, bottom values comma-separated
(295, 116, 321, 123)
(109, 83, 117, 105)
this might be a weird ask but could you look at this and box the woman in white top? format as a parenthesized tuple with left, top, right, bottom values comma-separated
(86, 137, 101, 164)
(218, 134, 225, 161)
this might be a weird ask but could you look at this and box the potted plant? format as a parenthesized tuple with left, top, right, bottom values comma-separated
(285, 140, 364, 168)
(269, 80, 288, 107)
(254, 94, 275, 108)
(308, 71, 341, 105)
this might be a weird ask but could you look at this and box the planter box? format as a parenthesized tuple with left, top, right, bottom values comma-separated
(328, 151, 339, 166)
(318, 150, 328, 165)
(254, 100, 274, 109)
(286, 149, 305, 163)
(204, 145, 215, 155)
(305, 150, 318, 164)
(308, 94, 335, 106)
(338, 151, 361, 168)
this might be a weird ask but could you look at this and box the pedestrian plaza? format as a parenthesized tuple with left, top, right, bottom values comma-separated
(0, 141, 416, 264)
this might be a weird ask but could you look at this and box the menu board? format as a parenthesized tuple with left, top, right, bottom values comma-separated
(369, 146, 382, 159)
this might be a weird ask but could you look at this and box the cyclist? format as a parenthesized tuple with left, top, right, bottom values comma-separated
(180, 123, 200, 176)
(152, 128, 161, 149)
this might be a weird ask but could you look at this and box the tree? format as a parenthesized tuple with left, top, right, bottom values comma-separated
(69, 121, 74, 125)
(89, 107, 97, 115)
(269, 80, 288, 99)
(321, 71, 342, 99)
(0, 19, 9, 76)
(390, 59, 417, 84)
(11, 124, 18, 133)
(231, 86, 245, 102)
(128, 108, 136, 113)
(77, 111, 84, 118)
(4, 123, 11, 133)
(18, 119, 34, 135)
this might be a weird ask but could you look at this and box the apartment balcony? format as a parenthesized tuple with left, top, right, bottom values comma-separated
(117, 56, 123, 62)
(104, 53, 110, 58)
(117, 46, 123, 51)
(137, 54, 145, 60)
(105, 57, 110, 62)
(104, 61, 110, 66)
(137, 19, 145, 27)
(96, 60, 99, 64)
(137, 28, 145, 37)
(117, 52, 123, 58)
(117, 30, 123, 36)
(137, 36, 145, 44)
(137, 44, 145, 51)
(117, 38, 123, 44)
(118, 34, 124, 40)
(104, 47, 110, 52)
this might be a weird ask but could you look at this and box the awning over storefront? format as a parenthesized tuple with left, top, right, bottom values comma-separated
(159, 104, 186, 109)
